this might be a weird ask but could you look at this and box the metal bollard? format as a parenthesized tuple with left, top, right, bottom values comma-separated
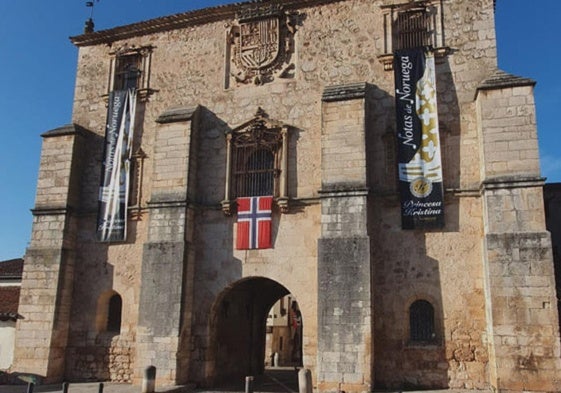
(245, 375, 254, 393)
(298, 368, 312, 393)
(98, 382, 104, 393)
(142, 365, 157, 393)
(26, 382, 34, 393)
(62, 382, 69, 393)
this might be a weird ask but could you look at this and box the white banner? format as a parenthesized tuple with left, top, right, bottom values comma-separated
(97, 89, 137, 242)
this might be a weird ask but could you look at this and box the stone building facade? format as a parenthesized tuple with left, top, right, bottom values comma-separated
(12, 0, 561, 392)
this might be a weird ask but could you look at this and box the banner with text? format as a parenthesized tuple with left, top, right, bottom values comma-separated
(97, 89, 137, 242)
(394, 48, 444, 229)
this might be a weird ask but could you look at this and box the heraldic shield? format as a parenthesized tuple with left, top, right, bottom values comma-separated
(238, 17, 280, 70)
(228, 4, 296, 85)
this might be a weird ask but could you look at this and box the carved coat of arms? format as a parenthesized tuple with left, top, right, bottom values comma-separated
(238, 18, 279, 70)
(228, 5, 297, 86)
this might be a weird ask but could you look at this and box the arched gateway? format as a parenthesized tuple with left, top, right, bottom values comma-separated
(205, 277, 299, 387)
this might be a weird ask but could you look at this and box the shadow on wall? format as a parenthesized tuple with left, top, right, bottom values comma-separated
(366, 58, 464, 387)
(371, 228, 448, 389)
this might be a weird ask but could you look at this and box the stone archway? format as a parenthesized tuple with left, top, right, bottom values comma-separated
(205, 277, 296, 387)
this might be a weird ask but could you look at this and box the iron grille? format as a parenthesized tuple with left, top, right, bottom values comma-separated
(234, 147, 277, 197)
(409, 299, 435, 342)
(394, 9, 432, 51)
(115, 54, 141, 90)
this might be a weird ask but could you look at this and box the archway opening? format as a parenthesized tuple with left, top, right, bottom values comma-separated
(264, 295, 302, 368)
(207, 277, 302, 390)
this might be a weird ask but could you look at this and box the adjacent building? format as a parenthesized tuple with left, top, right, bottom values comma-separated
(0, 259, 23, 371)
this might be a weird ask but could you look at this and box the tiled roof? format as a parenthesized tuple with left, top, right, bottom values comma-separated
(0, 286, 20, 316)
(0, 258, 23, 279)
(70, 0, 345, 47)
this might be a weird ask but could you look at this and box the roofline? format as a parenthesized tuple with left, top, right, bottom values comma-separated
(70, 0, 345, 47)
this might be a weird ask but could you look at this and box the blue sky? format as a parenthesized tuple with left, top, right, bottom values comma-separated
(0, 0, 559, 261)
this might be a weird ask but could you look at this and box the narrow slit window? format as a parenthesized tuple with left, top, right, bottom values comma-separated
(107, 294, 122, 333)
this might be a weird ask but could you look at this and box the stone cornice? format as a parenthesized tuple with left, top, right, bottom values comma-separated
(475, 69, 536, 99)
(41, 123, 90, 139)
(146, 199, 189, 209)
(70, 0, 346, 47)
(31, 206, 71, 216)
(156, 106, 199, 124)
(319, 183, 369, 198)
(480, 175, 545, 191)
(322, 82, 369, 102)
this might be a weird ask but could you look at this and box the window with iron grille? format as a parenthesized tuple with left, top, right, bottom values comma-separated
(379, 1, 447, 70)
(222, 108, 290, 214)
(107, 46, 154, 100)
(234, 147, 277, 197)
(393, 8, 433, 51)
(409, 299, 435, 342)
(114, 53, 141, 90)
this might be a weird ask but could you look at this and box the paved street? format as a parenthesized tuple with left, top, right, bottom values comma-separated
(0, 382, 190, 393)
(0, 369, 492, 393)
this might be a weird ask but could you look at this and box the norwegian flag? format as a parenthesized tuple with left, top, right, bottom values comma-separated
(236, 196, 273, 250)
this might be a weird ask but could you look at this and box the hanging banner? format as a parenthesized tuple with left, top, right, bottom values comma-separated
(97, 89, 137, 242)
(394, 48, 444, 229)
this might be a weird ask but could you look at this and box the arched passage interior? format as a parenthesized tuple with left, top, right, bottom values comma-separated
(206, 277, 302, 387)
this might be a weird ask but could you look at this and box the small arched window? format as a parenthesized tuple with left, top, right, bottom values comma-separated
(96, 290, 123, 334)
(107, 294, 122, 333)
(409, 299, 435, 342)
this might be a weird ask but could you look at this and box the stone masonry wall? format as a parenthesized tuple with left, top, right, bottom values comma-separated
(66, 334, 134, 382)
(477, 85, 540, 179)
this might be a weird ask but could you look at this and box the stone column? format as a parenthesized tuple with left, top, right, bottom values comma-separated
(476, 71, 561, 391)
(13, 124, 88, 382)
(135, 107, 199, 385)
(317, 83, 372, 393)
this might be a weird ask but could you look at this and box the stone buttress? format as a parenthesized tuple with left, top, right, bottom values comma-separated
(13, 124, 90, 382)
(317, 83, 372, 393)
(476, 70, 561, 391)
(135, 107, 200, 385)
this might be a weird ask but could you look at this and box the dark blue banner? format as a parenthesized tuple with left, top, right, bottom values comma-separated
(394, 48, 444, 229)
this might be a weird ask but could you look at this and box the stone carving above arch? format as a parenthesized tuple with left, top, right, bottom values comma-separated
(225, 4, 299, 87)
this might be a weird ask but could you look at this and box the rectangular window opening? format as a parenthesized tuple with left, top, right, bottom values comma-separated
(394, 8, 433, 51)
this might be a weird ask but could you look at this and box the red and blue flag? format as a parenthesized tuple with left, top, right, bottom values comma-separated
(236, 196, 273, 249)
